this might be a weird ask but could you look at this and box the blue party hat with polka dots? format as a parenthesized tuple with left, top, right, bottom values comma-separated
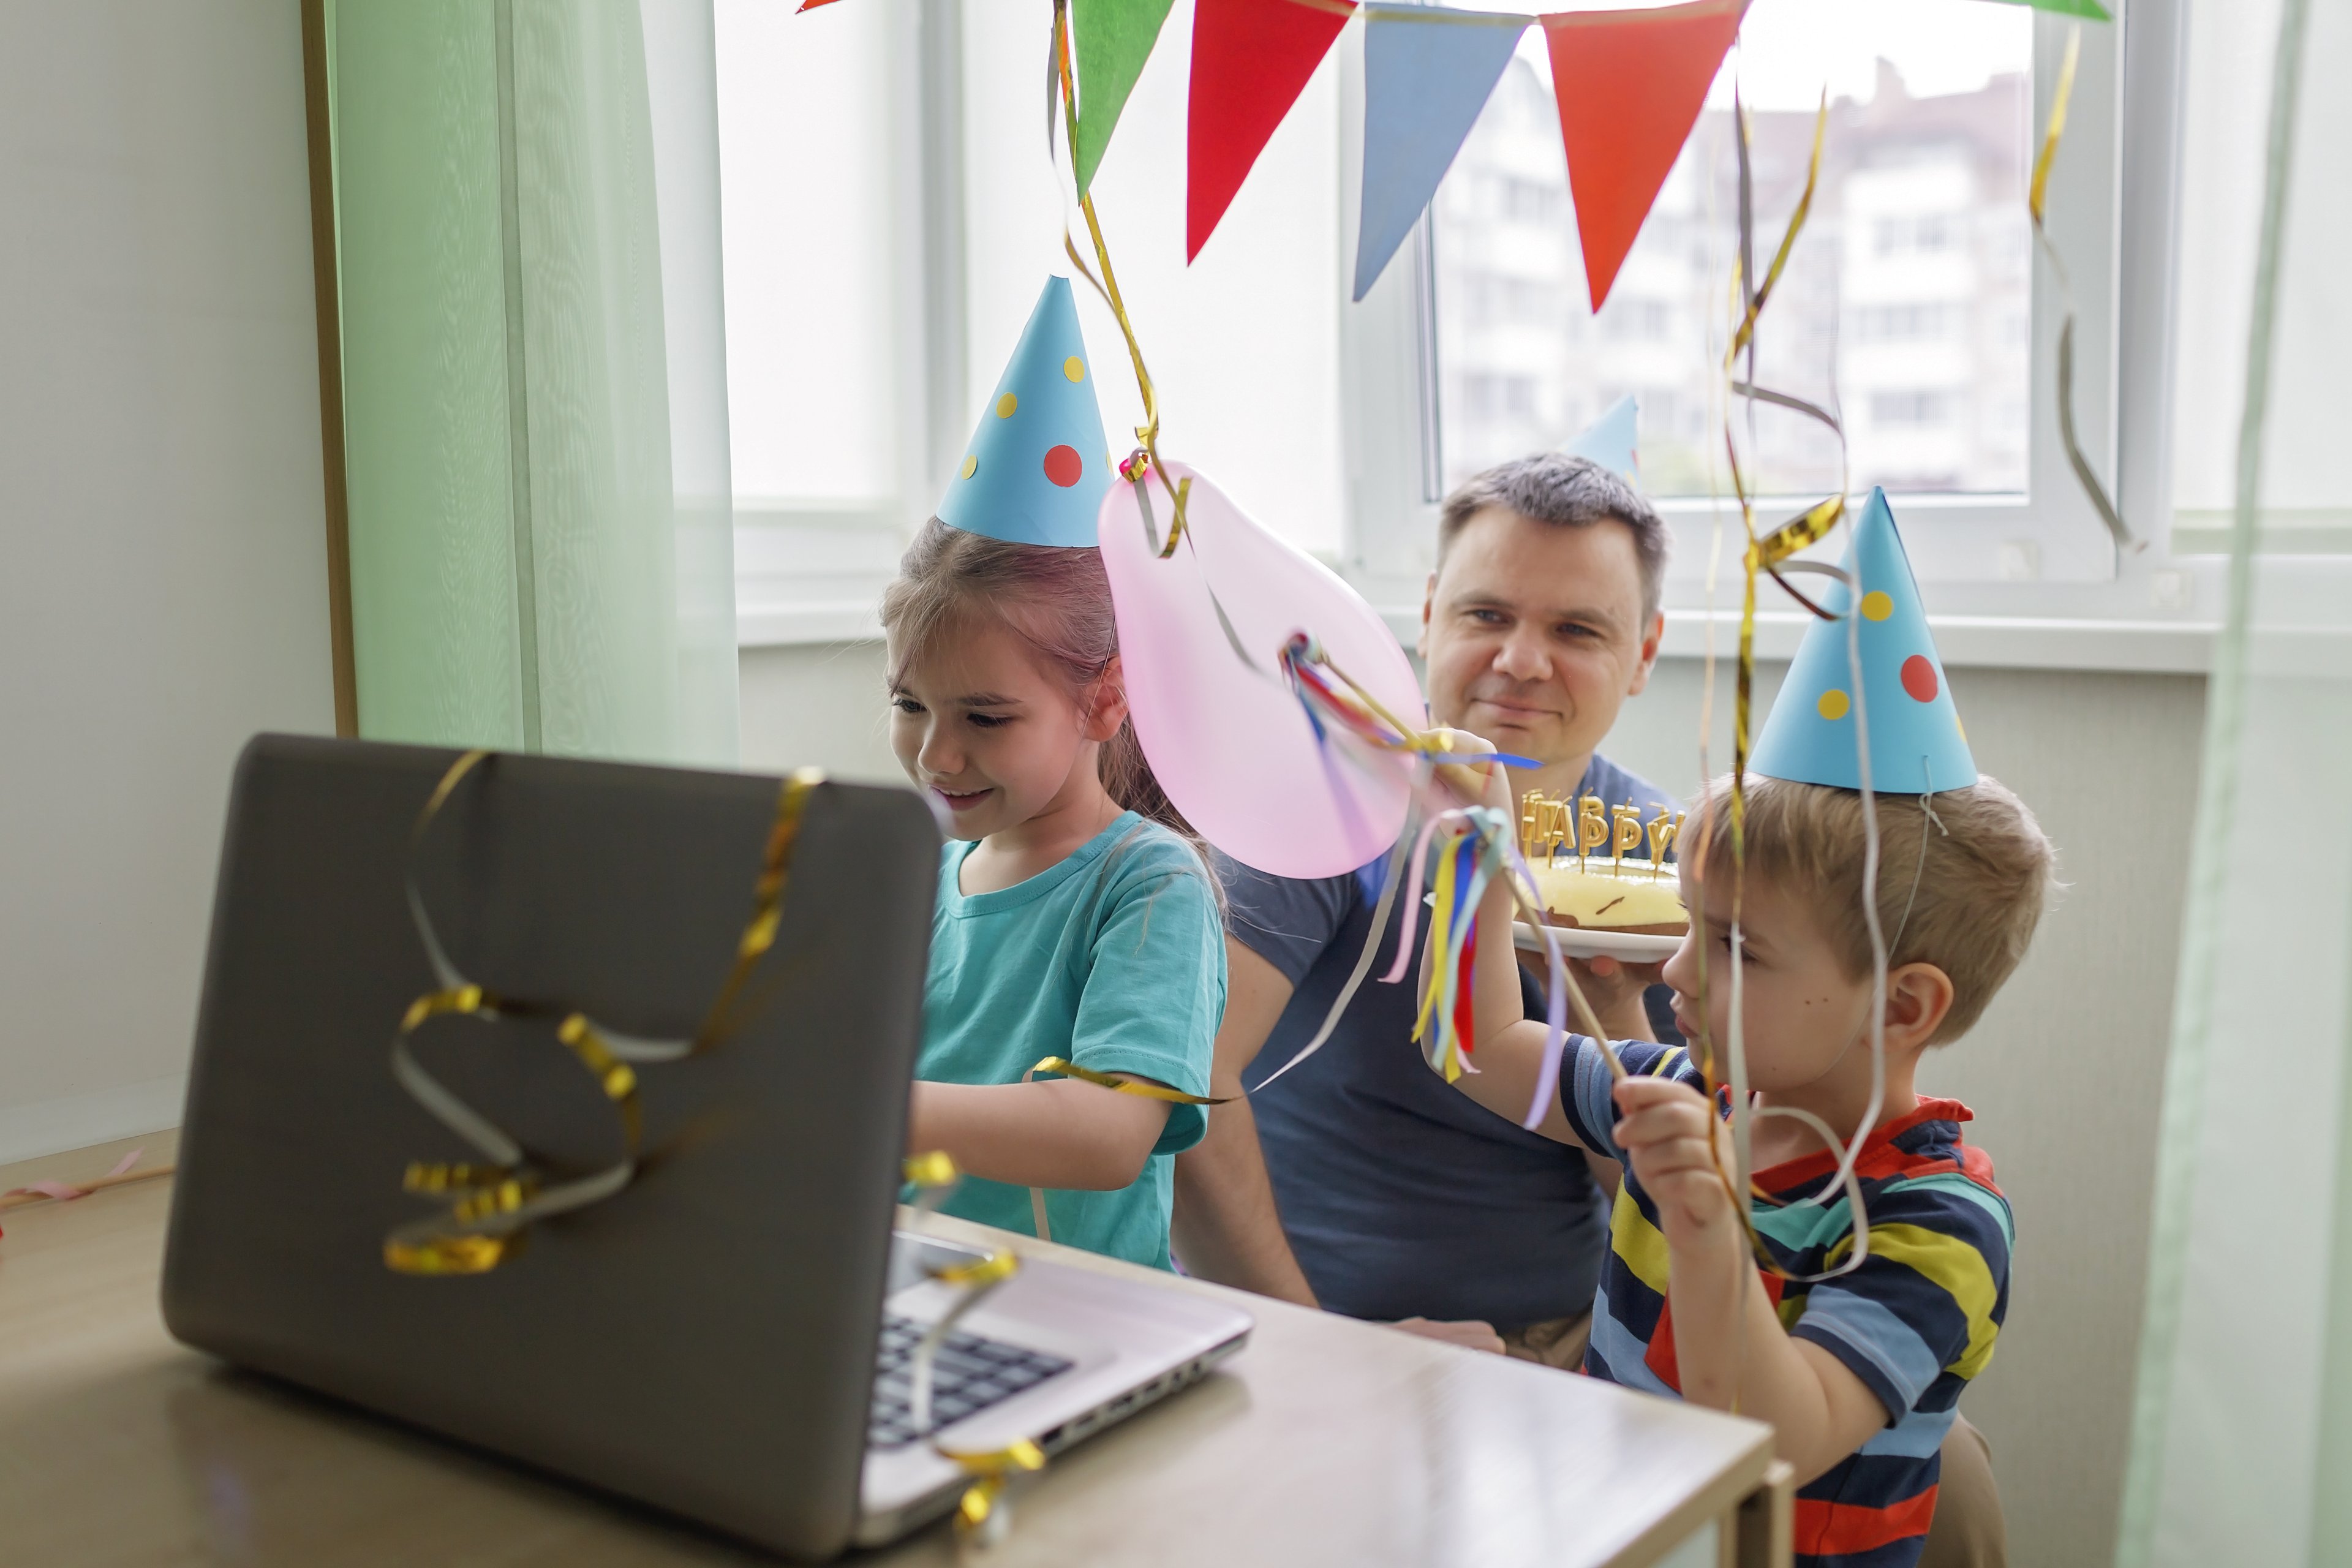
(1749, 488, 1978, 795)
(937, 276, 1112, 549)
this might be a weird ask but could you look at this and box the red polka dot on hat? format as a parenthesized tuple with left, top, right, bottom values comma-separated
(1042, 445, 1084, 488)
(1900, 654, 1939, 703)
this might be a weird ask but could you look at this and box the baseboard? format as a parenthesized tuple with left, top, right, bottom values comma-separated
(0, 1074, 187, 1166)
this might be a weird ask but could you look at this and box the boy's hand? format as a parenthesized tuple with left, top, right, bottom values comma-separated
(1425, 728, 1512, 815)
(1610, 1077, 1735, 1242)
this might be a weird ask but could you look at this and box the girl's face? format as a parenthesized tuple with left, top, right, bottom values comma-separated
(888, 614, 1125, 842)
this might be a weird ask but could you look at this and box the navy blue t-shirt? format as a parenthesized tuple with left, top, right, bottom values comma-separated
(1219, 755, 1681, 1330)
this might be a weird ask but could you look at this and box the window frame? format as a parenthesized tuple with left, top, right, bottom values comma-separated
(1338, 0, 2220, 658)
(728, 0, 965, 649)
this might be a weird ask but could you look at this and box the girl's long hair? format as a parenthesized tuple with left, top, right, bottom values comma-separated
(880, 518, 1196, 844)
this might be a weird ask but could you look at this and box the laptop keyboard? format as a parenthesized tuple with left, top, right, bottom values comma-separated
(867, 1313, 1074, 1451)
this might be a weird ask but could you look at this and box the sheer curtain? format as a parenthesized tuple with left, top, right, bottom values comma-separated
(324, 0, 737, 766)
(2117, 0, 2352, 1562)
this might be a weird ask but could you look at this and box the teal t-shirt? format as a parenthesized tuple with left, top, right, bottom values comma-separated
(918, 812, 1224, 1269)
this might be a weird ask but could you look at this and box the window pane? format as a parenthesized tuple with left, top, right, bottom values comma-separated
(961, 0, 1345, 556)
(715, 0, 900, 505)
(2171, 0, 2352, 538)
(1434, 0, 2032, 501)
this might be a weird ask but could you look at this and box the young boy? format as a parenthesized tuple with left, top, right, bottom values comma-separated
(1441, 494, 2049, 1566)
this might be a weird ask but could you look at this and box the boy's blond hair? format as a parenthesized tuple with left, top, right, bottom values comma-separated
(1686, 774, 2056, 1042)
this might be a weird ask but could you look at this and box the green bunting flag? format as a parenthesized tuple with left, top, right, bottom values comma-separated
(1073, 0, 1177, 196)
(1981, 0, 2111, 15)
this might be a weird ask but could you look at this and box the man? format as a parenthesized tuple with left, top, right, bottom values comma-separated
(1171, 453, 1672, 1365)
(1168, 453, 2013, 1568)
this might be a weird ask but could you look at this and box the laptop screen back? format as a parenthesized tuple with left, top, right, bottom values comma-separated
(164, 736, 937, 1558)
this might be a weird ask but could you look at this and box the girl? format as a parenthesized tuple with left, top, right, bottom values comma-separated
(883, 517, 1225, 1270)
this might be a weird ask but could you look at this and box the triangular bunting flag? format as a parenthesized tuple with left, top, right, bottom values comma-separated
(1749, 489, 1978, 795)
(1353, 6, 1526, 301)
(1543, 0, 1743, 311)
(1073, 0, 1178, 195)
(1188, 0, 1355, 262)
(1564, 393, 1639, 481)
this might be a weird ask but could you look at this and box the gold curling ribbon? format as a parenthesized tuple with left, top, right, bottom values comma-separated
(1703, 88, 1886, 1293)
(1049, 0, 1189, 557)
(2030, 24, 2132, 552)
(1017, 1056, 1231, 1243)
(946, 1438, 1048, 1548)
(385, 757, 826, 1276)
(1023, 1055, 1231, 1106)
(901, 1153, 1042, 1547)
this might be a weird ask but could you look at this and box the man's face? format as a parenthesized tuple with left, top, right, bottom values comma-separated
(1419, 506, 1663, 768)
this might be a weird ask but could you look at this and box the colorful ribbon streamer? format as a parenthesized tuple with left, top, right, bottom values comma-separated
(1251, 641, 1625, 1124)
(383, 755, 825, 1276)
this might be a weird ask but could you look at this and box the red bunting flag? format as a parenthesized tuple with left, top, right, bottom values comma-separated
(1188, 0, 1356, 262)
(1543, 0, 1744, 311)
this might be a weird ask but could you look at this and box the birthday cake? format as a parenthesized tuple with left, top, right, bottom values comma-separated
(1518, 789, 1689, 937)
(1526, 857, 1688, 935)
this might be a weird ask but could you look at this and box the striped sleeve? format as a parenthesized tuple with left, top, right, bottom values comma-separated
(1561, 1038, 1703, 1161)
(1788, 1174, 2015, 1423)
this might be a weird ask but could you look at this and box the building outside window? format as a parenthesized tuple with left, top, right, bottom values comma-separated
(1432, 6, 2034, 505)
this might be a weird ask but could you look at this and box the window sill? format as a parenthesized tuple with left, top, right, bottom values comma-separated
(1655, 610, 2217, 675)
(1375, 605, 2218, 676)
(737, 604, 884, 648)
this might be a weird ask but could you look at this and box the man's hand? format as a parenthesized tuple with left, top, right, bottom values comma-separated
(1389, 1316, 1506, 1355)
(1610, 1077, 1734, 1243)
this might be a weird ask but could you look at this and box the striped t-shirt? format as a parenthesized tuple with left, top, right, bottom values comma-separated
(1561, 1038, 2014, 1568)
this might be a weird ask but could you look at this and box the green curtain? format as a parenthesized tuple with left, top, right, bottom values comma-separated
(2114, 0, 2352, 1562)
(325, 0, 738, 766)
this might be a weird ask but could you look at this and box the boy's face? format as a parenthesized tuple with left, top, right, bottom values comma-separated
(1659, 856, 1873, 1093)
(888, 616, 1120, 842)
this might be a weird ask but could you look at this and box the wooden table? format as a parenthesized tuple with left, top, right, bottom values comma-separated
(0, 1133, 1790, 1567)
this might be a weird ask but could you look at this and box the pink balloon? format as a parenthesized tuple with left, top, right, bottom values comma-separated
(1101, 462, 1428, 878)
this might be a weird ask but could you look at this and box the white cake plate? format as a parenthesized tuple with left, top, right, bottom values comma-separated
(1425, 892, 1683, 963)
(1512, 922, 1683, 963)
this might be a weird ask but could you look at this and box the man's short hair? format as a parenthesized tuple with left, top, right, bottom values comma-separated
(1436, 454, 1670, 621)
(1684, 774, 2057, 1044)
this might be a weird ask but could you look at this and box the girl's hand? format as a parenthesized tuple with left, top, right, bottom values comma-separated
(1610, 1077, 1733, 1242)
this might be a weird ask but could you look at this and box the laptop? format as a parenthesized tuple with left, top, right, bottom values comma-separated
(162, 736, 1252, 1559)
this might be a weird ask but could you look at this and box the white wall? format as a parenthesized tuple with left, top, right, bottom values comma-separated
(1605, 655, 2204, 1568)
(739, 641, 900, 783)
(0, 1, 337, 1161)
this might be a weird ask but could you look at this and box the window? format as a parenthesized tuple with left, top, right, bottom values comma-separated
(2168, 0, 2352, 559)
(715, 0, 943, 644)
(1432, 1, 2034, 505)
(718, 0, 1352, 646)
(1344, 0, 2163, 615)
(722, 0, 2199, 648)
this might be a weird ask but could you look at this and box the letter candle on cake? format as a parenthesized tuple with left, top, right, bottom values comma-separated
(1517, 792, 1691, 938)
